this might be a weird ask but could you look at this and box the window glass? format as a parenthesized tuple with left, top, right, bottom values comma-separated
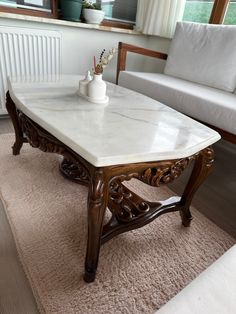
(224, 0, 236, 24)
(98, 0, 137, 24)
(182, 0, 214, 23)
(0, 0, 51, 12)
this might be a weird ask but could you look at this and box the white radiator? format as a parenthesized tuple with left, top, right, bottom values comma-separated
(0, 26, 62, 114)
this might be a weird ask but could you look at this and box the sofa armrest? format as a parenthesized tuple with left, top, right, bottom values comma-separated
(116, 42, 168, 84)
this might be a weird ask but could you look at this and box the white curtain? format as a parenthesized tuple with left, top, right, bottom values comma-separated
(135, 0, 186, 38)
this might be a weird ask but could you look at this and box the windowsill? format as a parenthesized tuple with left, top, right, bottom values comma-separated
(0, 11, 141, 35)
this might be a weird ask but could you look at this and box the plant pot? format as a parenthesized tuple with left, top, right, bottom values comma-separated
(60, 0, 83, 22)
(83, 8, 105, 25)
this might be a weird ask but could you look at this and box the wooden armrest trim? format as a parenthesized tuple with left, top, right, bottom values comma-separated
(116, 42, 168, 84)
(119, 42, 168, 59)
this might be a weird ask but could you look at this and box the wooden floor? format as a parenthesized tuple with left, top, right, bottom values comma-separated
(170, 139, 236, 239)
(0, 117, 235, 314)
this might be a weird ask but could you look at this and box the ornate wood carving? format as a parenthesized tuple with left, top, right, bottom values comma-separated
(5, 91, 27, 155)
(7, 93, 216, 283)
(109, 179, 158, 223)
(103, 182, 181, 244)
(60, 158, 89, 185)
(203, 146, 215, 167)
(18, 112, 91, 184)
(19, 113, 66, 154)
(106, 156, 194, 225)
(139, 157, 194, 186)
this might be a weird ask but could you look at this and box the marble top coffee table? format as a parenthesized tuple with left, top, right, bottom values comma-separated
(7, 75, 220, 282)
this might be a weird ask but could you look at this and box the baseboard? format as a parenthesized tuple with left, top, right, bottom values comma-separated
(0, 113, 9, 119)
(0, 109, 7, 116)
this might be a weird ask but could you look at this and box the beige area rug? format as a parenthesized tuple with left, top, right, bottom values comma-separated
(0, 133, 235, 314)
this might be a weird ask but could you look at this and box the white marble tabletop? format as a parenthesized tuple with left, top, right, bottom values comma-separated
(8, 75, 220, 167)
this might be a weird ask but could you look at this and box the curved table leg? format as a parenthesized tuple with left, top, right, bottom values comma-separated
(179, 147, 214, 227)
(84, 169, 109, 283)
(5, 104, 216, 282)
(5, 92, 27, 155)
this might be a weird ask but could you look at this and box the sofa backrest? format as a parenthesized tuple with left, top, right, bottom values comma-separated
(164, 22, 236, 92)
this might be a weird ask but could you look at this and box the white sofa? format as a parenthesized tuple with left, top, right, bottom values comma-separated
(117, 22, 236, 144)
(155, 245, 236, 314)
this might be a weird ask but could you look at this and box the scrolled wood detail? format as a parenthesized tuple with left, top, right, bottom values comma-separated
(7, 92, 217, 283)
(19, 112, 66, 155)
(18, 112, 91, 184)
(89, 169, 106, 206)
(140, 157, 194, 187)
(60, 158, 90, 185)
(109, 179, 154, 223)
(107, 156, 195, 224)
(202, 146, 214, 167)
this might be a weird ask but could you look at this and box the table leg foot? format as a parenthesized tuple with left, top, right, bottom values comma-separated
(180, 208, 192, 227)
(12, 140, 24, 155)
(84, 269, 96, 283)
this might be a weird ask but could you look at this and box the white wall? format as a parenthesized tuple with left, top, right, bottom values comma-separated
(0, 16, 170, 83)
(144, 36, 171, 73)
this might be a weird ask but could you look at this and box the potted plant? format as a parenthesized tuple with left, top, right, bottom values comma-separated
(87, 48, 116, 100)
(82, 1, 105, 25)
(60, 0, 83, 22)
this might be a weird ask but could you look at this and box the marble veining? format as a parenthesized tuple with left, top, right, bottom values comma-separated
(8, 75, 221, 166)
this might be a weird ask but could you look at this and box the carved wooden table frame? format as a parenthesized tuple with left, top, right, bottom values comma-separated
(6, 91, 214, 282)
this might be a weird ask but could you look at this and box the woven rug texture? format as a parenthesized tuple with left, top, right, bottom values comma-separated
(0, 134, 234, 314)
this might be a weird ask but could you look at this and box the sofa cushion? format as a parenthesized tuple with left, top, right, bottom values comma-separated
(164, 22, 236, 92)
(155, 245, 236, 314)
(119, 71, 236, 135)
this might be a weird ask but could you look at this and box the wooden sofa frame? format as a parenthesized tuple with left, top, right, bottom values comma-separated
(116, 42, 236, 145)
